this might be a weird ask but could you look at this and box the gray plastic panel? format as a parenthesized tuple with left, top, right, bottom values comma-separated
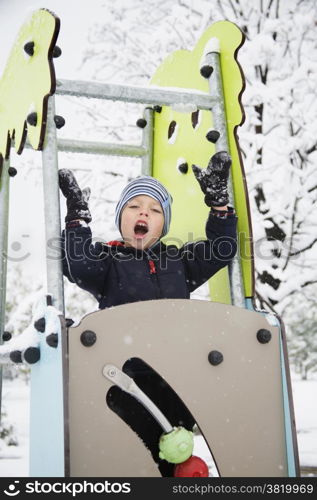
(68, 299, 293, 477)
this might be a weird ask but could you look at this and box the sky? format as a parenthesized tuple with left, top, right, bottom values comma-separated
(0, 0, 102, 77)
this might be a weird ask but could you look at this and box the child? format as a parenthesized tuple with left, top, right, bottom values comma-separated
(59, 151, 237, 309)
(59, 151, 237, 476)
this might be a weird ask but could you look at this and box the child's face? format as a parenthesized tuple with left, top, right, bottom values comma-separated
(121, 195, 164, 249)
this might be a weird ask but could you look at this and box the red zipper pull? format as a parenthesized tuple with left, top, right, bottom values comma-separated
(148, 260, 156, 274)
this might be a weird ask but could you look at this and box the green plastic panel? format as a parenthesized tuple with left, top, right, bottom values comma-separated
(0, 9, 59, 178)
(151, 21, 253, 301)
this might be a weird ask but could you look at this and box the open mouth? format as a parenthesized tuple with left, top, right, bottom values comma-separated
(134, 221, 149, 238)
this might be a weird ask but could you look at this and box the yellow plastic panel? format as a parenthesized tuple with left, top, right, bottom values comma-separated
(0, 9, 59, 176)
(151, 21, 253, 300)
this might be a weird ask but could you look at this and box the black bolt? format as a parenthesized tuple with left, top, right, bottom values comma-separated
(208, 350, 223, 366)
(34, 317, 46, 333)
(24, 41, 35, 56)
(8, 167, 17, 177)
(154, 105, 162, 113)
(65, 318, 74, 327)
(206, 130, 220, 143)
(178, 162, 188, 174)
(46, 333, 58, 348)
(136, 118, 147, 128)
(257, 329, 272, 344)
(24, 347, 40, 364)
(52, 46, 62, 58)
(10, 350, 22, 364)
(27, 112, 37, 127)
(2, 331, 12, 342)
(200, 65, 214, 79)
(80, 330, 97, 347)
(54, 115, 65, 129)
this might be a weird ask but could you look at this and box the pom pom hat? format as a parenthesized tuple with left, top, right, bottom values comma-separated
(115, 176, 173, 238)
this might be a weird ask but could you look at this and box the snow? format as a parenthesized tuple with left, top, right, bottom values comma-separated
(0, 379, 30, 477)
(171, 102, 198, 113)
(0, 325, 39, 359)
(0, 374, 316, 477)
(203, 37, 220, 55)
(0, 302, 62, 363)
(149, 84, 207, 96)
(292, 376, 317, 468)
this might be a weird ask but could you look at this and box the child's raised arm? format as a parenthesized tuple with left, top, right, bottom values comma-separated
(58, 168, 92, 223)
(59, 169, 110, 301)
(180, 152, 237, 292)
(192, 151, 231, 210)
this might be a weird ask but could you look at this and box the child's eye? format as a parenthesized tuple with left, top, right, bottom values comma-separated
(152, 208, 162, 213)
(129, 204, 139, 208)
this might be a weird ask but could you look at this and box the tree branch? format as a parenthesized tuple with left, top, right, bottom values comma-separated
(290, 237, 317, 257)
(282, 197, 299, 270)
(255, 289, 278, 314)
(306, 143, 317, 155)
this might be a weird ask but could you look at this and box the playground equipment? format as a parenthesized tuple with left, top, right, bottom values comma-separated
(0, 9, 299, 477)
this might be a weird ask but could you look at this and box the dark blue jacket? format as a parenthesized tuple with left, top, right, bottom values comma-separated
(62, 211, 237, 309)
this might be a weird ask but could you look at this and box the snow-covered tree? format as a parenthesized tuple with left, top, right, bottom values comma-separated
(227, 0, 317, 312)
(5, 263, 41, 333)
(284, 284, 317, 379)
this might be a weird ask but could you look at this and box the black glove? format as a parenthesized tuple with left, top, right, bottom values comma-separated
(58, 169, 92, 223)
(192, 151, 231, 207)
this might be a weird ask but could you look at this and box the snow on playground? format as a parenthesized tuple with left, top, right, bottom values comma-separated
(292, 376, 317, 469)
(0, 373, 316, 477)
(0, 379, 30, 477)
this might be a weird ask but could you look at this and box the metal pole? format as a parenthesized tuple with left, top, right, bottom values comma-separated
(56, 79, 215, 110)
(20, 137, 146, 158)
(206, 50, 245, 308)
(141, 107, 154, 175)
(0, 159, 10, 419)
(41, 96, 64, 314)
(58, 139, 146, 158)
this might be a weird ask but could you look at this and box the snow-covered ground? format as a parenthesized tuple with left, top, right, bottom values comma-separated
(0, 379, 30, 477)
(292, 376, 317, 471)
(0, 373, 316, 477)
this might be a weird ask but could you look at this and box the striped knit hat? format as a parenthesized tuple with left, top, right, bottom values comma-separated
(115, 176, 173, 237)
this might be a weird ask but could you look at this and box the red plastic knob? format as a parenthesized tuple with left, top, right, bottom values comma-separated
(174, 455, 209, 477)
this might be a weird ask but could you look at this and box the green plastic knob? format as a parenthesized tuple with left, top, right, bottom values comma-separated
(158, 426, 194, 464)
